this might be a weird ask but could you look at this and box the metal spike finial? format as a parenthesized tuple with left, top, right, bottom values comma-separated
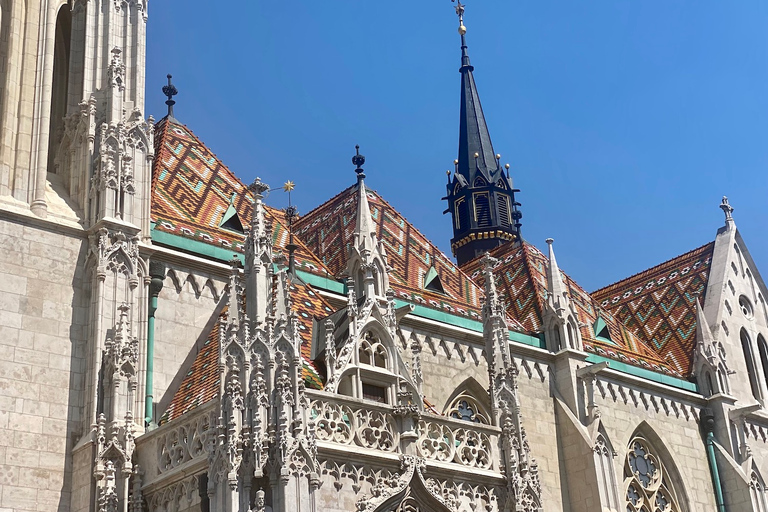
(162, 74, 178, 118)
(352, 145, 366, 176)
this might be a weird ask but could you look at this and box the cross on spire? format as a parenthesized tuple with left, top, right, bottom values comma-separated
(162, 74, 178, 118)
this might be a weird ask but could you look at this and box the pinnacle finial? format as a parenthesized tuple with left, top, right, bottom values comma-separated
(452, 0, 466, 31)
(720, 196, 734, 223)
(162, 74, 178, 118)
(352, 145, 366, 176)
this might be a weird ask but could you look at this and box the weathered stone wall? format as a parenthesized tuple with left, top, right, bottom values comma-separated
(0, 213, 89, 512)
(152, 266, 225, 407)
(593, 375, 716, 512)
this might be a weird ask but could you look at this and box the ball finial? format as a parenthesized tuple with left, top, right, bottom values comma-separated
(458, 24, 467, 35)
(505, 163, 510, 170)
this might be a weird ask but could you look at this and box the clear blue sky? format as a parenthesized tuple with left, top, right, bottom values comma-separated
(146, 1, 768, 292)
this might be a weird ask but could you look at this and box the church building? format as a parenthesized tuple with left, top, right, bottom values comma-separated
(0, 1, 767, 511)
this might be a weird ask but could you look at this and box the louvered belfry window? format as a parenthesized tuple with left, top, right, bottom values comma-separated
(456, 197, 469, 230)
(497, 194, 511, 228)
(474, 193, 491, 228)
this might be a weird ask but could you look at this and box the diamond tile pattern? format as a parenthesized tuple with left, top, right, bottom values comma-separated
(592, 243, 715, 375)
(294, 185, 487, 321)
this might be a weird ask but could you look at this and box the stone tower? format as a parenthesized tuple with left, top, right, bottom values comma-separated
(0, 1, 153, 511)
(443, 1, 522, 266)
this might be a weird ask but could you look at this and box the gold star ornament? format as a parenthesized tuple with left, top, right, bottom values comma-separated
(283, 180, 295, 192)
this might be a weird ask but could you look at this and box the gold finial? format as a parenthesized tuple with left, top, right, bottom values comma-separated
(283, 180, 295, 193)
(504, 163, 510, 170)
(452, 0, 467, 35)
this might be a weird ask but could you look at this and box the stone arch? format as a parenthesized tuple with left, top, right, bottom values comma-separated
(741, 328, 762, 401)
(623, 421, 689, 512)
(369, 465, 454, 512)
(47, 2, 71, 174)
(442, 376, 492, 424)
(594, 425, 620, 511)
(750, 465, 768, 512)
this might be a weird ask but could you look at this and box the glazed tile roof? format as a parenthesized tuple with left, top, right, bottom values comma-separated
(160, 279, 332, 424)
(151, 118, 334, 280)
(461, 241, 683, 377)
(592, 242, 715, 376)
(294, 184, 489, 322)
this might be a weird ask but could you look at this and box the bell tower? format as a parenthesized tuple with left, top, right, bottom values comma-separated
(443, 1, 522, 266)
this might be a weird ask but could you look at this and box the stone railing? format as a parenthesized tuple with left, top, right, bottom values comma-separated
(135, 400, 217, 489)
(416, 417, 494, 470)
(311, 396, 399, 452)
(307, 391, 500, 472)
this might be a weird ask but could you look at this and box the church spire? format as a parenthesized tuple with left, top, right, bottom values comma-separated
(454, 1, 497, 184)
(444, 2, 522, 266)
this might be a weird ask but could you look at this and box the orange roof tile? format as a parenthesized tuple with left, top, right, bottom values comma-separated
(151, 118, 334, 280)
(294, 184, 487, 321)
(462, 241, 683, 377)
(592, 242, 715, 375)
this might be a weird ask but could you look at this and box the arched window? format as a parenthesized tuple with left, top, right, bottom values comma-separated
(758, 335, 768, 393)
(751, 470, 768, 512)
(359, 331, 388, 369)
(455, 197, 469, 230)
(624, 436, 683, 512)
(47, 5, 72, 173)
(741, 329, 762, 401)
(594, 433, 620, 510)
(497, 194, 511, 228)
(446, 393, 491, 424)
(443, 378, 492, 425)
(473, 192, 491, 228)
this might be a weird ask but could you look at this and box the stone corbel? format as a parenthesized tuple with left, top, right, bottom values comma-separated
(576, 361, 610, 425)
(729, 403, 761, 466)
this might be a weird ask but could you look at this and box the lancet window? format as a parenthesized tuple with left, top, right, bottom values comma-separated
(751, 470, 768, 512)
(594, 433, 619, 511)
(624, 437, 682, 512)
(741, 329, 763, 401)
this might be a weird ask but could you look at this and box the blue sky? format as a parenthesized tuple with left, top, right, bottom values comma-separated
(146, 1, 768, 292)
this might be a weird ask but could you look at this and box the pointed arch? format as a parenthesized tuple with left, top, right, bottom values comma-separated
(741, 328, 762, 401)
(165, 268, 183, 294)
(751, 465, 768, 512)
(624, 422, 689, 512)
(185, 273, 202, 299)
(594, 426, 620, 511)
(442, 377, 492, 425)
(757, 334, 768, 394)
(47, 3, 72, 174)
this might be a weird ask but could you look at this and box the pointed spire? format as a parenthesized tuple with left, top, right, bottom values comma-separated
(453, 2, 499, 183)
(353, 145, 376, 255)
(695, 296, 715, 346)
(162, 74, 178, 119)
(546, 238, 568, 306)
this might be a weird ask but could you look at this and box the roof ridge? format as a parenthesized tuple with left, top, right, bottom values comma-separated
(591, 241, 715, 296)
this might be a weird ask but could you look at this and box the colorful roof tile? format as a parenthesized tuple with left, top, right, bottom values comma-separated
(160, 278, 331, 424)
(592, 242, 715, 376)
(151, 118, 334, 280)
(294, 184, 487, 321)
(461, 241, 683, 377)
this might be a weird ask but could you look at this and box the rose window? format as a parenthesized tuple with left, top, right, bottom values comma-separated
(624, 438, 681, 512)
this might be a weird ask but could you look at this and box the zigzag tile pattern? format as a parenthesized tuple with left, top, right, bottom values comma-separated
(462, 241, 681, 376)
(151, 118, 332, 279)
(592, 242, 715, 375)
(295, 185, 486, 321)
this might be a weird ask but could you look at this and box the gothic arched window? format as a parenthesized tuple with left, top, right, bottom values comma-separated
(473, 192, 491, 228)
(741, 329, 762, 401)
(47, 5, 72, 174)
(758, 335, 768, 394)
(624, 437, 682, 512)
(359, 331, 388, 369)
(751, 470, 768, 512)
(594, 433, 620, 510)
(447, 394, 490, 424)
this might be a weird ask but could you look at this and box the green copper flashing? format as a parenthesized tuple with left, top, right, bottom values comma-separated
(585, 354, 697, 392)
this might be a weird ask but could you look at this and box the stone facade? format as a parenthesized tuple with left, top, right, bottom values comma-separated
(1, 1, 768, 512)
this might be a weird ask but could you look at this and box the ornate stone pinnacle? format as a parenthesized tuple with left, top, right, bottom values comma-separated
(249, 177, 270, 197)
(720, 196, 734, 222)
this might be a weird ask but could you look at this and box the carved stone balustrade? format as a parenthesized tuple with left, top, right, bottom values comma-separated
(135, 401, 217, 494)
(307, 390, 502, 474)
